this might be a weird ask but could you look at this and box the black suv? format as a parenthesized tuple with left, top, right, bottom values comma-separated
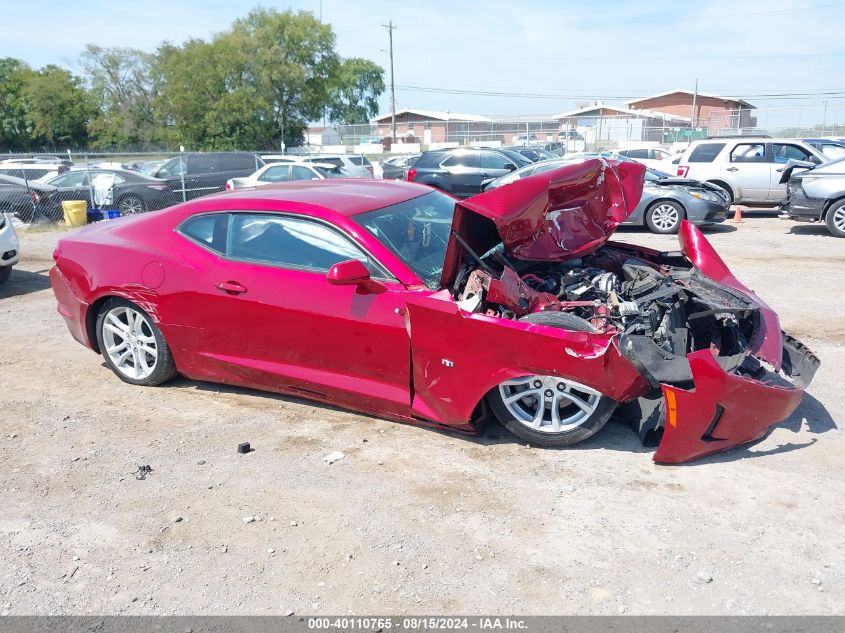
(407, 148, 530, 197)
(151, 152, 264, 201)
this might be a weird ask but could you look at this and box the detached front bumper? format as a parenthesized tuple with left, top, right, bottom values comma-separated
(652, 347, 817, 464)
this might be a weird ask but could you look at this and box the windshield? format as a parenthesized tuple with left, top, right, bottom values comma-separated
(354, 191, 455, 289)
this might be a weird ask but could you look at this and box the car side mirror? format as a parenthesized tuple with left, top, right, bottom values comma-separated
(327, 259, 371, 285)
(505, 164, 517, 172)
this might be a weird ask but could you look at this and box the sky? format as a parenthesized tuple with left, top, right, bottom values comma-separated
(2, 0, 845, 128)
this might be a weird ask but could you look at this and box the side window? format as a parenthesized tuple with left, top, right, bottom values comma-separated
(54, 171, 88, 187)
(688, 143, 726, 163)
(228, 214, 381, 275)
(821, 143, 845, 159)
(480, 152, 515, 170)
(226, 154, 258, 170)
(111, 173, 126, 184)
(189, 155, 218, 174)
(772, 143, 811, 164)
(156, 157, 185, 178)
(179, 213, 228, 254)
(730, 143, 766, 163)
(441, 152, 478, 168)
(627, 149, 648, 159)
(291, 165, 317, 181)
(258, 165, 290, 183)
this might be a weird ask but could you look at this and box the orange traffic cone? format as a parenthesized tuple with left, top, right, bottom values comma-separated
(732, 205, 743, 223)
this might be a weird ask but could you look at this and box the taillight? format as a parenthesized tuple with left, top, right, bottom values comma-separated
(225, 182, 231, 190)
(406, 168, 417, 182)
(30, 191, 40, 203)
(366, 165, 374, 174)
(677, 166, 689, 177)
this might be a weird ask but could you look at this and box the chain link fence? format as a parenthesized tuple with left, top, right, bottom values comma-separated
(2, 101, 844, 224)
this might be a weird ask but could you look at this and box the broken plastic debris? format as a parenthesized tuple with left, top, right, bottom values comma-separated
(322, 451, 345, 464)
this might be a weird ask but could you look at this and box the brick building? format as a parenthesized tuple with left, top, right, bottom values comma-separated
(626, 90, 756, 136)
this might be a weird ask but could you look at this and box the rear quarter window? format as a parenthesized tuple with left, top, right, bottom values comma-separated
(687, 143, 726, 163)
(179, 213, 229, 254)
(348, 156, 371, 166)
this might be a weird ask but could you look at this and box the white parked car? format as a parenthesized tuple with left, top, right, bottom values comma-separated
(301, 154, 374, 177)
(226, 161, 343, 190)
(676, 138, 825, 204)
(615, 147, 674, 170)
(0, 213, 20, 284)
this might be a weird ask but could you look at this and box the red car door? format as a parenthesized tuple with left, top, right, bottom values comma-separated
(170, 211, 413, 419)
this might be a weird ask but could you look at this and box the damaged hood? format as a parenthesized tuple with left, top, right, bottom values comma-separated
(440, 158, 645, 289)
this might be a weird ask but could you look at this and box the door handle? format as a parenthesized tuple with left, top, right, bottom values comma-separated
(215, 281, 247, 295)
(726, 167, 739, 172)
(479, 173, 489, 178)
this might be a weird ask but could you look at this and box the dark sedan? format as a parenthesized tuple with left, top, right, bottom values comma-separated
(0, 174, 60, 222)
(44, 169, 179, 215)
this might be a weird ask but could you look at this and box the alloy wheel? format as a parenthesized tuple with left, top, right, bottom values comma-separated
(651, 203, 680, 231)
(833, 206, 845, 233)
(498, 375, 602, 433)
(101, 306, 159, 380)
(119, 197, 144, 215)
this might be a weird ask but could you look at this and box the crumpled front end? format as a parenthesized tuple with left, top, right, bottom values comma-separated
(636, 222, 820, 463)
(653, 351, 805, 463)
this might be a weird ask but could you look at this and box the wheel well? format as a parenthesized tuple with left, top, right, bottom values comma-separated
(86, 295, 114, 353)
(706, 180, 734, 202)
(823, 195, 845, 217)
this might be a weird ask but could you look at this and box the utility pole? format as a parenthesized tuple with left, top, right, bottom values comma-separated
(823, 100, 828, 135)
(691, 78, 698, 134)
(382, 20, 398, 143)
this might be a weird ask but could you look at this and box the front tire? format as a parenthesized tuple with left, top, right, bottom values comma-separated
(825, 200, 845, 238)
(487, 311, 617, 447)
(118, 195, 146, 215)
(95, 298, 177, 386)
(645, 200, 684, 234)
(0, 266, 11, 284)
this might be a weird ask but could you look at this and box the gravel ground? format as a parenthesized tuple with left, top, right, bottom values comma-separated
(0, 215, 842, 616)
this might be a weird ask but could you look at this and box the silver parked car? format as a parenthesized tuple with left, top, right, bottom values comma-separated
(780, 155, 845, 237)
(483, 157, 729, 234)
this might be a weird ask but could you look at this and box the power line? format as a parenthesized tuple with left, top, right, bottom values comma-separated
(394, 84, 845, 102)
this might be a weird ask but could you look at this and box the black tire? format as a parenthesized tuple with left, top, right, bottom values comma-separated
(487, 311, 617, 447)
(824, 199, 845, 238)
(645, 199, 685, 234)
(0, 266, 11, 284)
(95, 297, 177, 386)
(118, 195, 146, 215)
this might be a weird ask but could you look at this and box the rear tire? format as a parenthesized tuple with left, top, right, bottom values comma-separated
(487, 311, 617, 447)
(118, 195, 146, 215)
(0, 266, 11, 284)
(95, 298, 177, 386)
(825, 199, 845, 238)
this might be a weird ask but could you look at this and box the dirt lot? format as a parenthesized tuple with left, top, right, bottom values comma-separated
(0, 215, 843, 616)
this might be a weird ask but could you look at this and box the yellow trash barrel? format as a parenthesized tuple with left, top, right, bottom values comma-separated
(61, 201, 88, 227)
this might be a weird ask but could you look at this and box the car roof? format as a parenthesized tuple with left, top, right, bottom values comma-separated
(212, 179, 434, 216)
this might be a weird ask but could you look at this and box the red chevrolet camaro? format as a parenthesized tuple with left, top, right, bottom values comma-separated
(50, 158, 819, 463)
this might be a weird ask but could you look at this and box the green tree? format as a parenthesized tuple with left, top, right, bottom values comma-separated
(327, 57, 385, 125)
(24, 65, 93, 148)
(80, 45, 158, 149)
(0, 58, 33, 150)
(227, 8, 340, 149)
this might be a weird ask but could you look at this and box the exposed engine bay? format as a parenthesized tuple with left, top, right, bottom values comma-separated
(453, 243, 763, 387)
